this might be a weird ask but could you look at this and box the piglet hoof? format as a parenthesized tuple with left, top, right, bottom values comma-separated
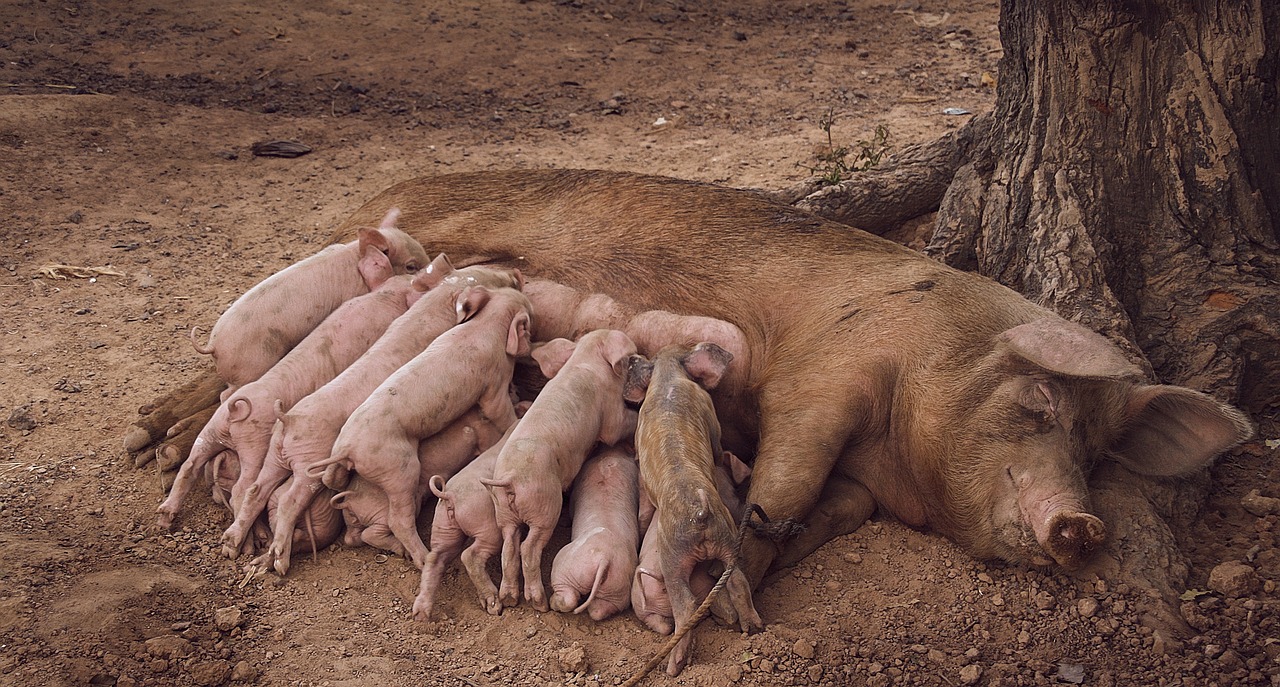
(155, 510, 176, 530)
(483, 596, 503, 616)
(498, 587, 520, 609)
(410, 600, 433, 623)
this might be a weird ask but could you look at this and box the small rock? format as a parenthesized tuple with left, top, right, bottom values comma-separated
(1017, 631, 1031, 646)
(1034, 591, 1057, 611)
(959, 664, 982, 685)
(1056, 663, 1086, 684)
(230, 661, 256, 682)
(793, 639, 816, 659)
(145, 635, 193, 659)
(759, 658, 774, 673)
(188, 659, 231, 686)
(214, 606, 244, 632)
(557, 645, 587, 674)
(976, 573, 993, 584)
(1208, 561, 1259, 597)
(1077, 597, 1100, 618)
(807, 665, 823, 682)
(1241, 489, 1280, 517)
(927, 649, 947, 664)
(6, 404, 37, 431)
(117, 676, 138, 687)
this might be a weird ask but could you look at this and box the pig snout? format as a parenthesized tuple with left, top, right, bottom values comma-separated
(1040, 512, 1106, 570)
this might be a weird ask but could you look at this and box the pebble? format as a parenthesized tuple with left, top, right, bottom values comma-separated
(227, 660, 255, 682)
(1208, 561, 1258, 597)
(1077, 597, 1100, 618)
(557, 645, 587, 673)
(959, 664, 982, 685)
(144, 635, 193, 659)
(1241, 489, 1280, 517)
(188, 659, 231, 686)
(793, 639, 815, 659)
(807, 665, 823, 682)
(214, 606, 244, 632)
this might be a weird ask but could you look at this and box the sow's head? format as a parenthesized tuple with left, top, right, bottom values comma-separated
(940, 318, 1253, 570)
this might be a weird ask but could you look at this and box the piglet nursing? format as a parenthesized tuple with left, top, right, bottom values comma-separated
(191, 208, 427, 392)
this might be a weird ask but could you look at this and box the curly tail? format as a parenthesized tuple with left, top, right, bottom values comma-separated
(573, 561, 610, 615)
(190, 326, 215, 355)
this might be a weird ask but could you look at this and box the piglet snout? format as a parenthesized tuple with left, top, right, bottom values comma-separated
(1042, 512, 1106, 570)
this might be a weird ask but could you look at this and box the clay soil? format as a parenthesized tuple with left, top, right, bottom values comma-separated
(2, 1, 1277, 686)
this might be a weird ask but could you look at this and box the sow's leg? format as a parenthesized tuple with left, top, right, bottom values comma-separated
(738, 384, 856, 589)
(770, 474, 877, 572)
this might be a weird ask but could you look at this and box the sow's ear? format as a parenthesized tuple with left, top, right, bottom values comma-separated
(998, 318, 1142, 380)
(1109, 385, 1255, 476)
(532, 338, 577, 379)
(624, 354, 654, 403)
(682, 342, 733, 390)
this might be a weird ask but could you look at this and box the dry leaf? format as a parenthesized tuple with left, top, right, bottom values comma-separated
(37, 264, 126, 280)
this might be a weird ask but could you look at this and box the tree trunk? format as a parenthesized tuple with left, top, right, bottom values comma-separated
(926, 0, 1279, 404)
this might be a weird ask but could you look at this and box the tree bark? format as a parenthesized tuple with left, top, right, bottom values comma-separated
(926, 0, 1278, 406)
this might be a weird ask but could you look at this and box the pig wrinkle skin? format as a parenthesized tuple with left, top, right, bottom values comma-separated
(334, 169, 1254, 591)
(636, 344, 762, 676)
(319, 285, 530, 571)
(414, 425, 516, 622)
(156, 273, 422, 530)
(193, 208, 428, 393)
(549, 445, 640, 620)
(217, 262, 522, 572)
(330, 407, 505, 555)
(483, 329, 644, 612)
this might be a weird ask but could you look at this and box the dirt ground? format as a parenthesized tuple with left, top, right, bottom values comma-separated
(2, 1, 1277, 686)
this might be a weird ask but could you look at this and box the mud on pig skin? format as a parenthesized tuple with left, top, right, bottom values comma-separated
(156, 273, 425, 531)
(217, 260, 522, 573)
(193, 208, 428, 393)
(415, 423, 518, 621)
(634, 342, 762, 676)
(330, 407, 506, 554)
(317, 284, 531, 570)
(482, 329, 648, 612)
(335, 169, 1254, 590)
(549, 444, 640, 620)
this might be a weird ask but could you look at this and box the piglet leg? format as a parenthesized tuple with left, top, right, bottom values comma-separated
(520, 523, 555, 612)
(460, 536, 504, 615)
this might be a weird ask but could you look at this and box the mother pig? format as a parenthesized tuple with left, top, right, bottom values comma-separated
(332, 169, 1253, 588)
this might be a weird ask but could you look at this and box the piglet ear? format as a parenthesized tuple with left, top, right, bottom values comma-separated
(456, 286, 490, 324)
(356, 227, 394, 289)
(507, 309, 532, 357)
(682, 342, 733, 390)
(623, 354, 654, 403)
(720, 450, 752, 484)
(412, 253, 455, 291)
(512, 268, 526, 291)
(1109, 384, 1254, 476)
(532, 338, 577, 378)
(602, 330, 639, 377)
(998, 318, 1142, 380)
(378, 207, 402, 230)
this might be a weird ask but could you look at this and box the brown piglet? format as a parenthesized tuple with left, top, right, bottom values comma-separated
(634, 342, 763, 676)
